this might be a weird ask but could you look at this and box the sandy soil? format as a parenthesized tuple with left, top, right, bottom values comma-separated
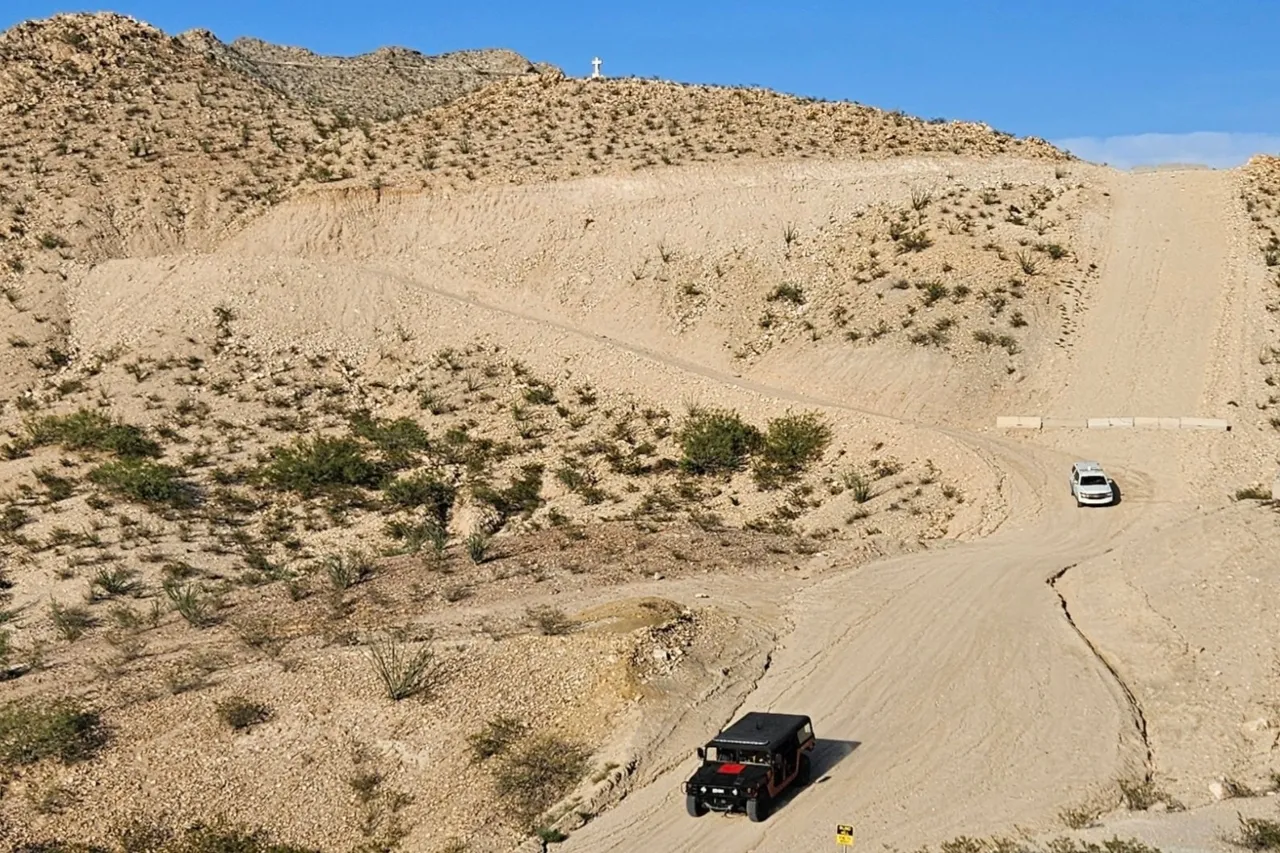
(1, 12, 1278, 853)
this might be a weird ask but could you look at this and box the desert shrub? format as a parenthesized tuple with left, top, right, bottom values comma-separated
(1233, 814, 1280, 850)
(0, 698, 107, 766)
(468, 715, 527, 762)
(384, 516, 448, 557)
(216, 697, 272, 731)
(555, 457, 606, 504)
(897, 229, 933, 252)
(677, 407, 762, 475)
(259, 435, 384, 496)
(50, 601, 95, 640)
(752, 411, 832, 488)
(322, 550, 375, 590)
(25, 409, 160, 458)
(493, 733, 590, 823)
(1, 505, 32, 533)
(465, 529, 491, 564)
(974, 329, 998, 345)
(767, 283, 806, 304)
(1117, 777, 1174, 811)
(920, 280, 949, 306)
(384, 471, 456, 524)
(367, 636, 441, 701)
(163, 581, 218, 627)
(523, 382, 557, 405)
(348, 412, 431, 469)
(842, 469, 873, 503)
(1058, 803, 1099, 829)
(915, 839, 1159, 853)
(123, 822, 321, 853)
(88, 459, 195, 507)
(471, 463, 545, 523)
(90, 567, 143, 600)
(527, 605, 575, 636)
(1234, 484, 1270, 501)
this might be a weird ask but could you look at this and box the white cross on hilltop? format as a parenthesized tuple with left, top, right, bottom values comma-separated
(590, 56, 603, 79)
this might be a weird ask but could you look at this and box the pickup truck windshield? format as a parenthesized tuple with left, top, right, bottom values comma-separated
(1080, 475, 1107, 486)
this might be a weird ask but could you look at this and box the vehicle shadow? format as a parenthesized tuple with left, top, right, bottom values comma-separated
(764, 738, 861, 814)
(1109, 480, 1123, 506)
(810, 737, 860, 782)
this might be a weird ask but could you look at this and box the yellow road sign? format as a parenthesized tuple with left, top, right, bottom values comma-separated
(836, 824, 855, 846)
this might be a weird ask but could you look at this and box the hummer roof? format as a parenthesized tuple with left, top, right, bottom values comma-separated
(707, 712, 811, 751)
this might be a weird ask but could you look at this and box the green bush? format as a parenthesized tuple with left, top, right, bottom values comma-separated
(767, 283, 806, 304)
(384, 516, 447, 557)
(0, 698, 107, 766)
(493, 733, 590, 824)
(677, 407, 762, 475)
(367, 636, 441, 701)
(322, 550, 374, 590)
(348, 412, 431, 469)
(26, 409, 160, 458)
(88, 459, 195, 507)
(752, 411, 832, 488)
(471, 463, 545, 523)
(1234, 813, 1280, 851)
(384, 471, 456, 524)
(259, 435, 384, 496)
(465, 529, 491, 564)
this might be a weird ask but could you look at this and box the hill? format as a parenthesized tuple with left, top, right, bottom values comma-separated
(3, 10, 1278, 853)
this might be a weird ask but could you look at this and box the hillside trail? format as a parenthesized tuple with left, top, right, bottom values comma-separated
(548, 168, 1254, 851)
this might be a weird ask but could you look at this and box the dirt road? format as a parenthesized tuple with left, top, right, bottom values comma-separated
(554, 169, 1260, 851)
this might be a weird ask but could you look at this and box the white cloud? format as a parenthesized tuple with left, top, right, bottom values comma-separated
(1051, 131, 1280, 170)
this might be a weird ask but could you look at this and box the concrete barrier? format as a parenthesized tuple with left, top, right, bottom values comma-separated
(1178, 417, 1230, 431)
(997, 415, 1229, 431)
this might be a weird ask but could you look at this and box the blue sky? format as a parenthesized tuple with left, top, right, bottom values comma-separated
(4, 1, 1280, 168)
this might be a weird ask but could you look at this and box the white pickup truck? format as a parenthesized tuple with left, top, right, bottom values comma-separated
(1069, 461, 1115, 507)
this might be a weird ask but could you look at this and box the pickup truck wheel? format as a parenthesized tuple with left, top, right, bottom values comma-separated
(797, 754, 812, 786)
(686, 794, 706, 818)
(746, 794, 770, 822)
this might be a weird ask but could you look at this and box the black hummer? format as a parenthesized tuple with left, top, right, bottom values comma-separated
(681, 711, 816, 822)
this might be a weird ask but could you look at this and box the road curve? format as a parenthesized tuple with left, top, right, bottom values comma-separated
(556, 168, 1252, 852)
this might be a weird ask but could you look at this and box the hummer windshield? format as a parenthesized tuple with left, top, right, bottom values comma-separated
(706, 747, 770, 765)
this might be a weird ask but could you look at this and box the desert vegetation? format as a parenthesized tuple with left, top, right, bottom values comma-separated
(4, 10, 1273, 853)
(1242, 155, 1280, 432)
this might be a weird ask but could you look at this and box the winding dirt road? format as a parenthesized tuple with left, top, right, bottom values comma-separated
(555, 171, 1257, 851)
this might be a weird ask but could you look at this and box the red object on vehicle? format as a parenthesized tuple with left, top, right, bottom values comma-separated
(716, 763, 746, 774)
